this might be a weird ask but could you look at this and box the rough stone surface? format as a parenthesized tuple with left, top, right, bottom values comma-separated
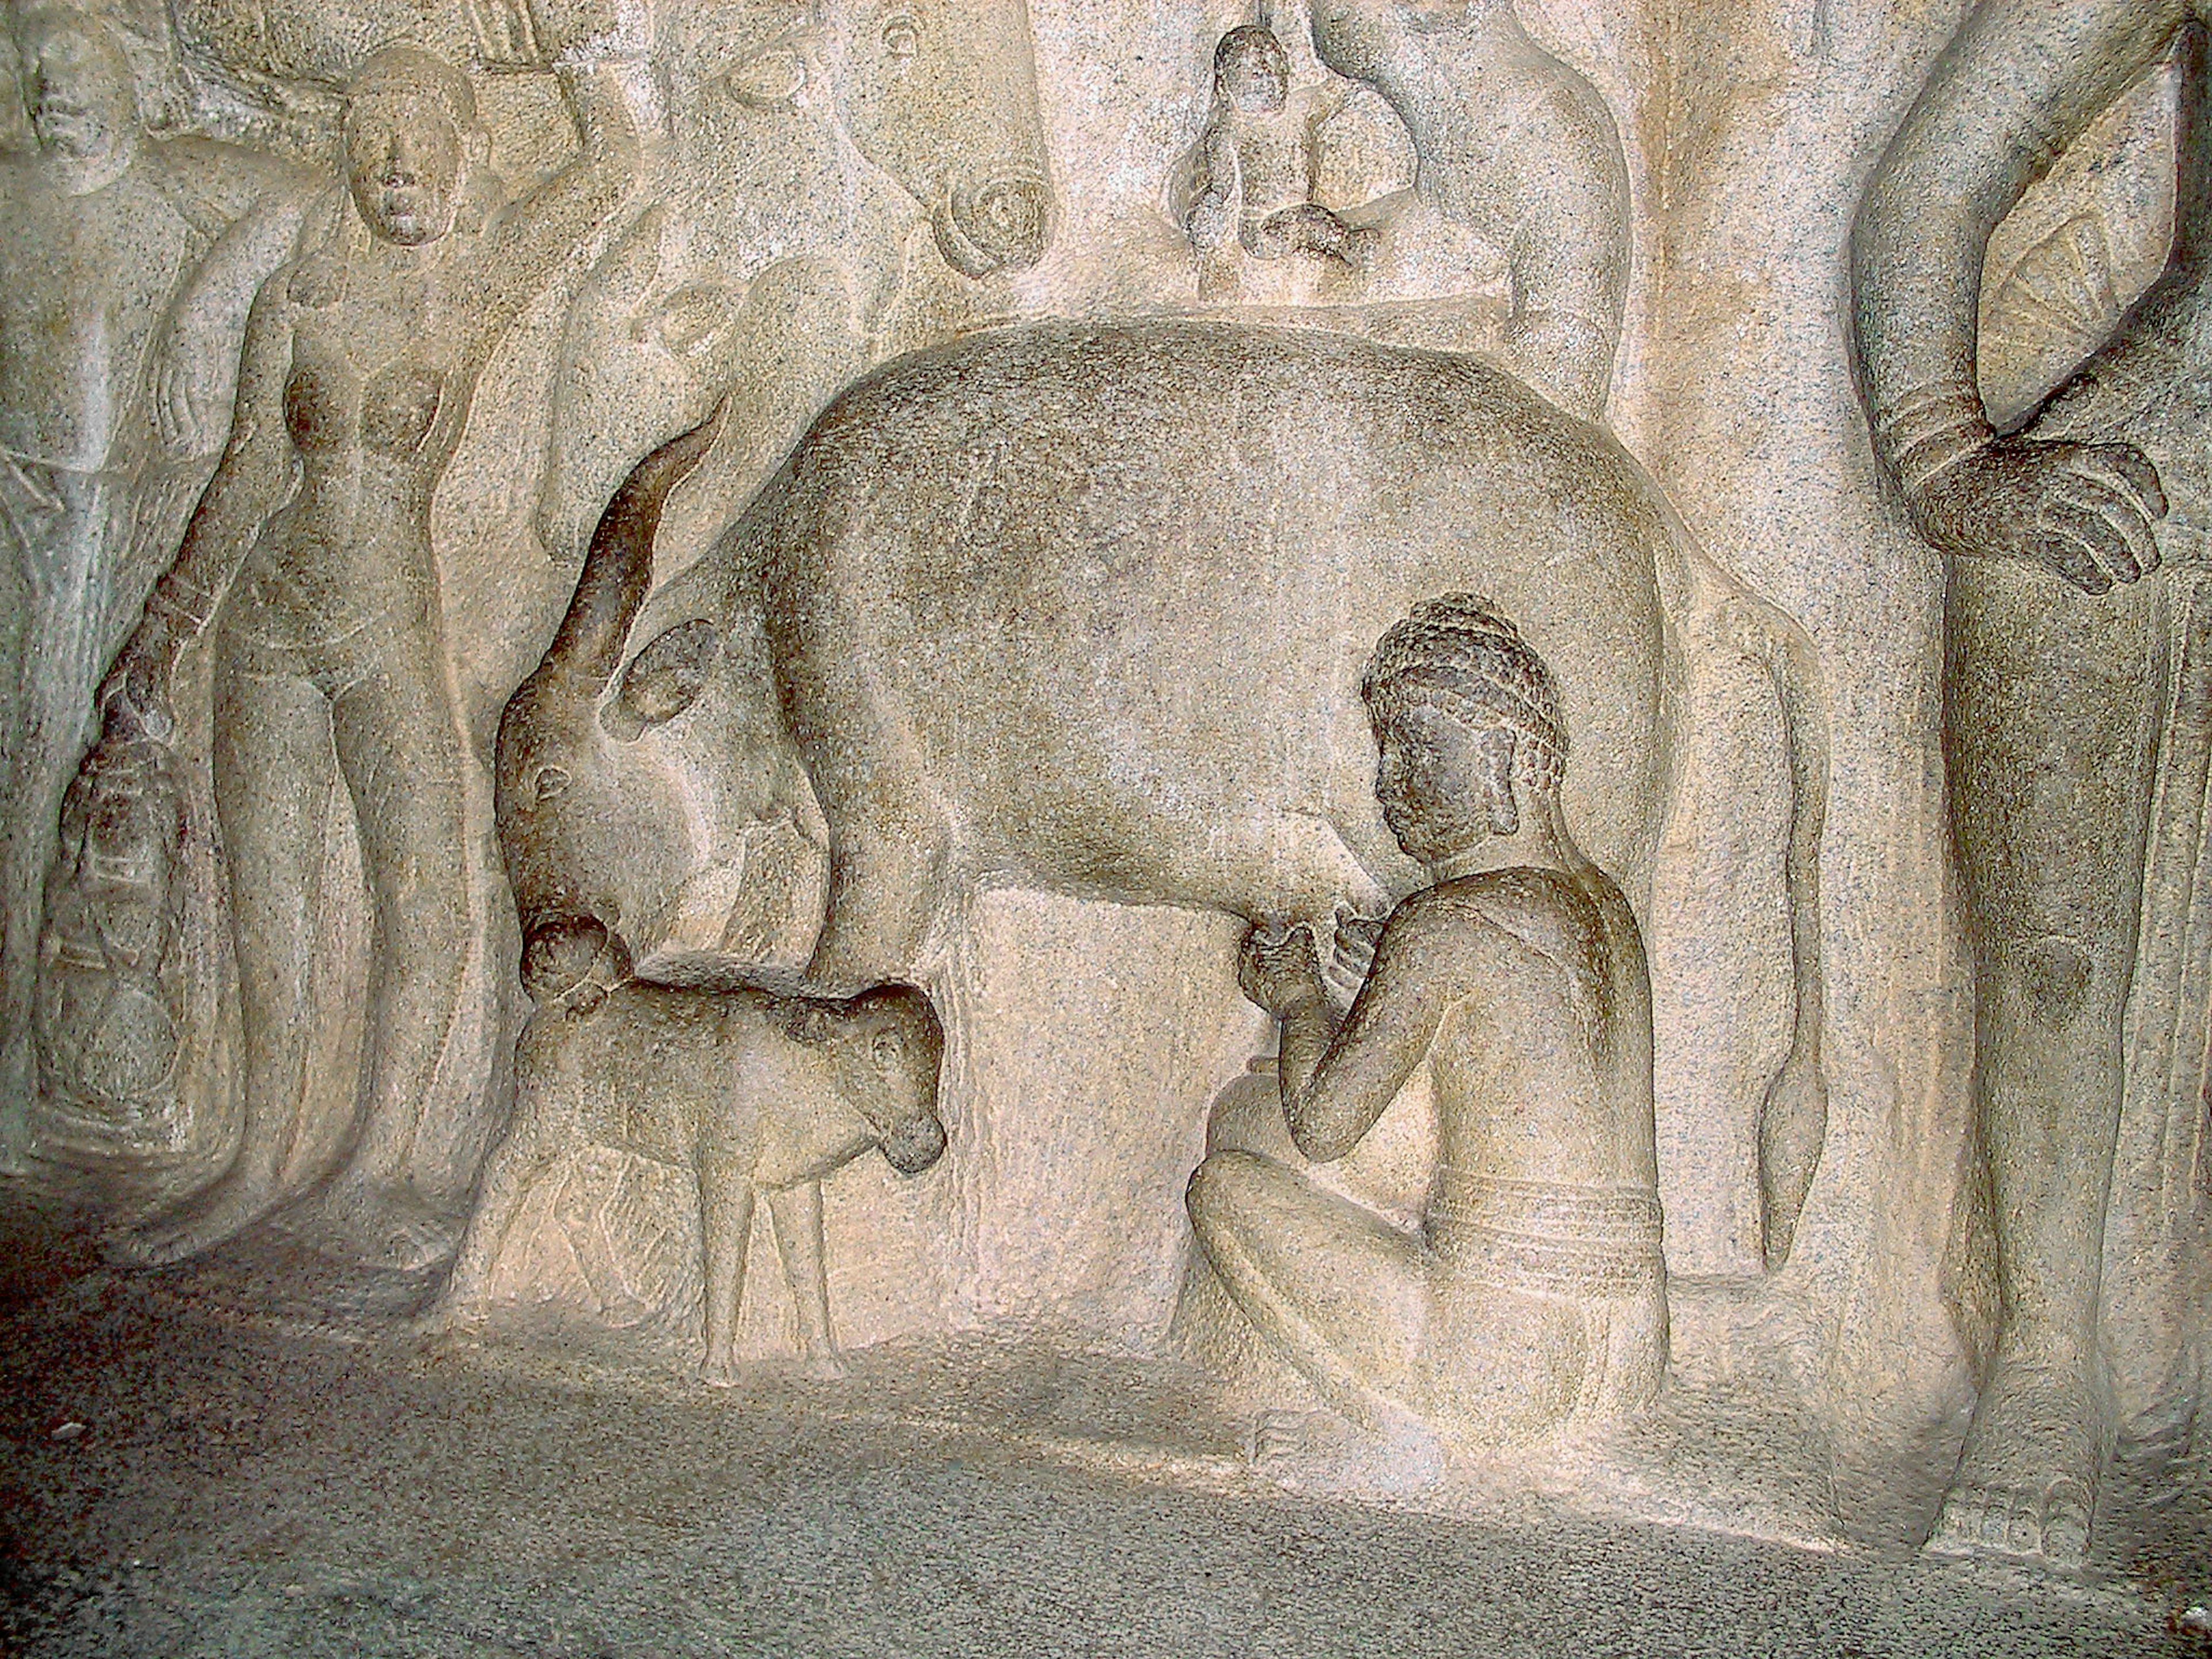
(5, 0, 2212, 1630)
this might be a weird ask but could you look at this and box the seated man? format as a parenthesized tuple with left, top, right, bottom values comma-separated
(1185, 593, 1666, 1467)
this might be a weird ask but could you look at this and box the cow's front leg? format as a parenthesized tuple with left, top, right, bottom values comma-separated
(766, 1179, 844, 1380)
(697, 1155, 756, 1387)
(804, 819, 949, 994)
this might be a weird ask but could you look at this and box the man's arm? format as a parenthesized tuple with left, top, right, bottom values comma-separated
(472, 48, 665, 334)
(1248, 900, 1455, 1164)
(1851, 0, 2183, 590)
(104, 272, 295, 734)
(152, 149, 321, 456)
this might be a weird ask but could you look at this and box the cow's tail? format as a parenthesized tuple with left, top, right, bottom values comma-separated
(541, 400, 730, 695)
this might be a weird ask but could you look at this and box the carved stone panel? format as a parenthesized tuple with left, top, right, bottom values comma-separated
(6, 0, 2209, 1589)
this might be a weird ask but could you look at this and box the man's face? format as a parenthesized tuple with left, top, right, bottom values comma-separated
(345, 93, 464, 246)
(1372, 700, 1515, 863)
(20, 17, 134, 161)
(1224, 44, 1287, 113)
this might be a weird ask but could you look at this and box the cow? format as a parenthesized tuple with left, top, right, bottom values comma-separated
(513, 319, 1836, 1264)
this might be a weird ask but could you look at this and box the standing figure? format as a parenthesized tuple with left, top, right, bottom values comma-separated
(1305, 0, 1628, 418)
(0, 0, 310, 1157)
(90, 40, 656, 1267)
(1184, 23, 1373, 269)
(1853, 0, 2212, 1568)
(1185, 594, 1666, 1469)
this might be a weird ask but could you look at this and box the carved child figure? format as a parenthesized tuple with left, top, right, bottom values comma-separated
(434, 918, 947, 1384)
(1185, 594, 1665, 1474)
(35, 724, 187, 1155)
(1184, 24, 1373, 270)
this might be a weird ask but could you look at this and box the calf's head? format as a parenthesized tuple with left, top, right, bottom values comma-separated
(816, 984, 946, 1175)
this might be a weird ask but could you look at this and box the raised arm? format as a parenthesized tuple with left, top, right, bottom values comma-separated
(1238, 902, 1452, 1164)
(152, 146, 320, 456)
(472, 48, 665, 332)
(103, 272, 297, 738)
(1497, 75, 1628, 421)
(1852, 0, 2183, 590)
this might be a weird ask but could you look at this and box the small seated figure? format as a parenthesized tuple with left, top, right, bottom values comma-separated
(1185, 24, 1375, 270)
(433, 917, 948, 1384)
(35, 726, 187, 1156)
(1185, 593, 1666, 1474)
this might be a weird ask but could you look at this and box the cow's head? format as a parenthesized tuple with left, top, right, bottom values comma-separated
(818, 0, 1052, 278)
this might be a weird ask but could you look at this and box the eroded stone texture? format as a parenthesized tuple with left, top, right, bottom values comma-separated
(5, 0, 2209, 1582)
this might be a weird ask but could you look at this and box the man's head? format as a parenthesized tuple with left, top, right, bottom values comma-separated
(1361, 593, 1566, 863)
(1214, 24, 1289, 113)
(13, 2, 137, 162)
(342, 44, 482, 245)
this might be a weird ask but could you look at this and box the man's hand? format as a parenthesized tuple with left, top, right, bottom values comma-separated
(1238, 922, 1327, 1016)
(1914, 435, 2168, 594)
(96, 617, 180, 744)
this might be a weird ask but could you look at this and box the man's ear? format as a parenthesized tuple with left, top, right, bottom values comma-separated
(1477, 726, 1518, 837)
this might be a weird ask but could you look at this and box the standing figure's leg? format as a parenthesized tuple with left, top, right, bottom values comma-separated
(124, 634, 336, 1264)
(1931, 557, 2163, 1567)
(318, 616, 476, 1268)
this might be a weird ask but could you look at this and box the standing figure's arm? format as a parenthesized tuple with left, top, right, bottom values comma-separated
(151, 147, 321, 455)
(101, 275, 296, 737)
(472, 46, 665, 334)
(1186, 117, 1241, 251)
(1238, 903, 1448, 1164)
(1497, 75, 1629, 421)
(1852, 0, 2183, 590)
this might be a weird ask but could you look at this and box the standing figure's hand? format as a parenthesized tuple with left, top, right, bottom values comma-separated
(96, 618, 180, 745)
(1238, 921, 1327, 1016)
(1912, 435, 2168, 594)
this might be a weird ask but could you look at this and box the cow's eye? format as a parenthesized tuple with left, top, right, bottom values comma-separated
(534, 766, 571, 805)
(881, 13, 919, 64)
(872, 1029, 904, 1069)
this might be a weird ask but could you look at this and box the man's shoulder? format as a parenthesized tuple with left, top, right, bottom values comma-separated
(1395, 866, 1611, 968)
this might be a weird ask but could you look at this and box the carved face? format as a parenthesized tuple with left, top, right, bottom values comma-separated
(1221, 35, 1287, 113)
(1372, 700, 1517, 865)
(344, 92, 464, 246)
(17, 14, 135, 161)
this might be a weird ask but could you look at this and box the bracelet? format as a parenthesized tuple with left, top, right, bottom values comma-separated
(146, 573, 218, 631)
(1876, 388, 1994, 494)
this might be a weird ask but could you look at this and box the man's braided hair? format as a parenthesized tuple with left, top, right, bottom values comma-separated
(1360, 593, 1566, 798)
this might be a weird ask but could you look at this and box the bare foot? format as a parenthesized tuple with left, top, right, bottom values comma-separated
(699, 1350, 741, 1389)
(1251, 1407, 1442, 1497)
(796, 1349, 849, 1383)
(1926, 1358, 2103, 1569)
(113, 1168, 285, 1266)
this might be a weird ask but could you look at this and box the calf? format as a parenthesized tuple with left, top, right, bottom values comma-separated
(434, 918, 945, 1382)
